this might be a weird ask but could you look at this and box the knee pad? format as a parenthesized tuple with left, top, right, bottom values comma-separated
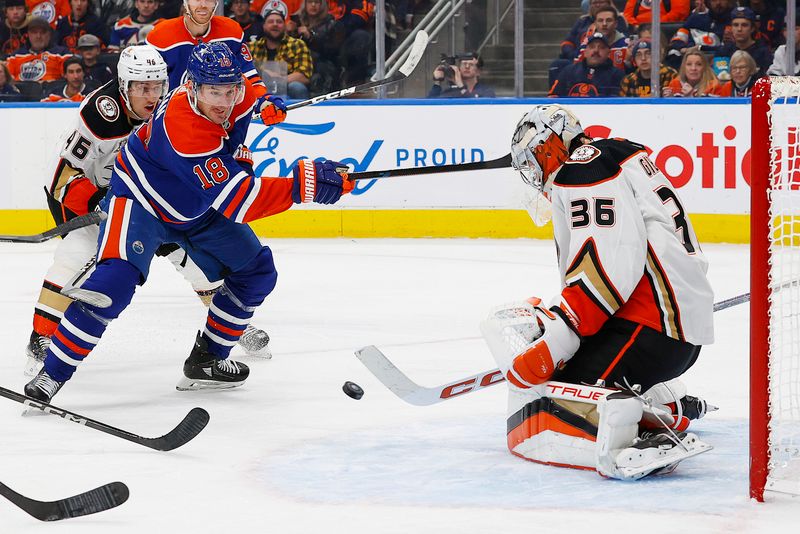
(66, 259, 141, 320)
(224, 247, 278, 307)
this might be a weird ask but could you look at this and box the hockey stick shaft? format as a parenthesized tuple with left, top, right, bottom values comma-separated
(255, 31, 428, 117)
(0, 385, 209, 451)
(348, 153, 512, 181)
(0, 211, 106, 244)
(356, 290, 760, 406)
(0, 480, 128, 521)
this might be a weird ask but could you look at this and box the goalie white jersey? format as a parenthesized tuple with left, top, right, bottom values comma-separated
(549, 138, 714, 346)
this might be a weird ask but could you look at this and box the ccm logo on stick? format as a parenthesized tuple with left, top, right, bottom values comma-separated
(440, 370, 505, 398)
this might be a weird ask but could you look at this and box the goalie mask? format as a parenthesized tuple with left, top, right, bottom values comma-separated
(511, 104, 584, 226)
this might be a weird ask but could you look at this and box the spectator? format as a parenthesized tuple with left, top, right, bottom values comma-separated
(666, 0, 735, 70)
(328, 0, 374, 85)
(1, 0, 31, 59)
(54, 0, 107, 52)
(549, 32, 624, 97)
(623, 0, 690, 26)
(427, 52, 495, 98)
(26, 0, 70, 28)
(289, 0, 338, 94)
(230, 0, 264, 44)
(716, 6, 773, 76)
(663, 46, 723, 96)
(252, 0, 302, 18)
(250, 8, 313, 99)
(718, 49, 758, 96)
(744, 0, 785, 49)
(767, 19, 800, 75)
(5, 16, 72, 82)
(108, 0, 163, 51)
(559, 0, 628, 62)
(77, 33, 114, 84)
(0, 61, 23, 100)
(41, 55, 97, 100)
(620, 39, 678, 96)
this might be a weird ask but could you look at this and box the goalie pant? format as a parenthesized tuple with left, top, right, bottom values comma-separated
(33, 79, 221, 339)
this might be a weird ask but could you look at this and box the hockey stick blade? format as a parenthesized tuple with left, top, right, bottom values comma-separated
(349, 153, 512, 181)
(356, 291, 757, 406)
(0, 480, 129, 521)
(0, 211, 106, 244)
(397, 30, 429, 77)
(0, 385, 209, 451)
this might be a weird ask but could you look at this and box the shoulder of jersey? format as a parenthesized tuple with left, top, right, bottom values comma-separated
(161, 90, 226, 157)
(554, 138, 647, 187)
(78, 81, 131, 140)
(208, 16, 245, 40)
(146, 17, 190, 49)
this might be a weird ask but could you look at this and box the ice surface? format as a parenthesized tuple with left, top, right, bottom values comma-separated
(0, 238, 797, 532)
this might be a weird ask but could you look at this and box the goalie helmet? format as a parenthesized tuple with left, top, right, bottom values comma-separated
(510, 104, 584, 192)
(117, 44, 168, 119)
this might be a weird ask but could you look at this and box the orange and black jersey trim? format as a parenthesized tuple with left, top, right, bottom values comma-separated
(79, 80, 138, 141)
(555, 138, 648, 188)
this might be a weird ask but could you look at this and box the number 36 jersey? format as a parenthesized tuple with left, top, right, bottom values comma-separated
(549, 138, 714, 346)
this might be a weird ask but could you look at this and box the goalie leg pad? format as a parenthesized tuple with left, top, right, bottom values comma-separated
(596, 392, 643, 478)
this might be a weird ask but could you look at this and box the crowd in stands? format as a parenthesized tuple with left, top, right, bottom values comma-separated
(0, 0, 415, 102)
(550, 0, 800, 98)
(1, 0, 797, 103)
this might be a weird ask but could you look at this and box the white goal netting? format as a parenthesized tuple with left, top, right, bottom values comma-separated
(765, 76, 800, 495)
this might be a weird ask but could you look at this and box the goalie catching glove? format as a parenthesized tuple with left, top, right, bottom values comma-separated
(505, 297, 581, 388)
(257, 95, 287, 126)
(292, 159, 354, 204)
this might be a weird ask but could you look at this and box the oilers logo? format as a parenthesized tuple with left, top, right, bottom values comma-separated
(20, 59, 47, 81)
(219, 56, 232, 68)
(31, 1, 57, 24)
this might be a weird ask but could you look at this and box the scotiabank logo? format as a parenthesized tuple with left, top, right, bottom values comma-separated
(585, 123, 753, 190)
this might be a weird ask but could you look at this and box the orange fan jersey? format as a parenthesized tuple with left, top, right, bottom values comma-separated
(26, 0, 70, 26)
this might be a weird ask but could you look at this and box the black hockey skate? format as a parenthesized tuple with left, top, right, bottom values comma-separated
(176, 333, 250, 391)
(615, 429, 712, 480)
(680, 395, 717, 420)
(24, 330, 50, 377)
(24, 368, 65, 403)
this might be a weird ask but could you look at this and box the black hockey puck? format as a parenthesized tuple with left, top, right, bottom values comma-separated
(342, 381, 364, 400)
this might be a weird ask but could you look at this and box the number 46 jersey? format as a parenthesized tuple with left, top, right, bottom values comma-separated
(549, 138, 714, 346)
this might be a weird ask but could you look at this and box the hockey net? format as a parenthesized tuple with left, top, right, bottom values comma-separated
(751, 76, 800, 501)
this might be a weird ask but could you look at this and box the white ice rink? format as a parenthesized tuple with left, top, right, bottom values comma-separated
(1, 237, 798, 533)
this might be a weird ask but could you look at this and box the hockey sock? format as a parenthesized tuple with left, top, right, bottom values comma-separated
(43, 260, 140, 382)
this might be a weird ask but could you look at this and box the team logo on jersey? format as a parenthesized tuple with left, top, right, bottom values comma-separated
(32, 2, 57, 24)
(96, 96, 120, 122)
(132, 241, 145, 254)
(566, 145, 601, 164)
(19, 60, 46, 81)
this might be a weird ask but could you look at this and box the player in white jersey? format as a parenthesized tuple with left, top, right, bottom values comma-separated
(25, 44, 271, 377)
(480, 104, 715, 480)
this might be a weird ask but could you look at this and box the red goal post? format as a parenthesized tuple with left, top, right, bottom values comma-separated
(750, 76, 800, 502)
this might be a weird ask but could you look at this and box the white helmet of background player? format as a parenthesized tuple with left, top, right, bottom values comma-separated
(117, 44, 168, 120)
(511, 104, 585, 226)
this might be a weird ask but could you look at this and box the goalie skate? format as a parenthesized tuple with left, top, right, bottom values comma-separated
(176, 333, 250, 391)
(615, 431, 712, 481)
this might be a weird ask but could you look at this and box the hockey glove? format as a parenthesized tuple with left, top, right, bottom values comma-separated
(506, 298, 580, 388)
(234, 144, 255, 175)
(258, 95, 287, 126)
(292, 159, 354, 204)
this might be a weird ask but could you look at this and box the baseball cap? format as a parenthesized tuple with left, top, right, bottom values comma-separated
(27, 17, 51, 32)
(632, 39, 652, 53)
(730, 6, 756, 22)
(77, 34, 101, 48)
(263, 9, 285, 19)
(586, 32, 609, 47)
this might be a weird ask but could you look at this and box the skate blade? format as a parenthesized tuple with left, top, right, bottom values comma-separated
(175, 377, 246, 391)
(23, 357, 43, 377)
(618, 441, 713, 480)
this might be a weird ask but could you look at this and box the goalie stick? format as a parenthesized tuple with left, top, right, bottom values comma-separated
(0, 480, 128, 521)
(0, 211, 106, 244)
(0, 385, 209, 451)
(348, 153, 512, 181)
(354, 290, 755, 406)
(254, 30, 428, 119)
